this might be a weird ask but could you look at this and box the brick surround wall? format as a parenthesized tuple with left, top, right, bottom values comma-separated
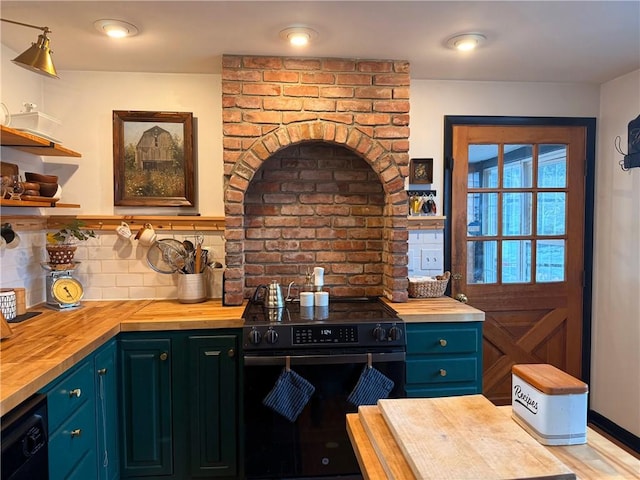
(222, 55, 411, 305)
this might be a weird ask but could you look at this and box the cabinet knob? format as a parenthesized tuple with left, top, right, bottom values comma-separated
(69, 388, 82, 398)
(439, 369, 447, 377)
(455, 293, 468, 304)
(159, 352, 168, 361)
(97, 368, 107, 376)
(228, 348, 235, 358)
(439, 339, 447, 347)
(70, 429, 82, 438)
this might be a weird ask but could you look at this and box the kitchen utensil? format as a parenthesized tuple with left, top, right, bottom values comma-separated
(1, 223, 20, 249)
(35, 181, 58, 197)
(191, 231, 204, 273)
(146, 238, 187, 274)
(135, 223, 157, 246)
(252, 280, 286, 309)
(24, 172, 58, 183)
(116, 221, 132, 240)
(177, 272, 207, 303)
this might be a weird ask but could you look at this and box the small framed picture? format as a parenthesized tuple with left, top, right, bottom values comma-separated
(409, 158, 433, 184)
(113, 110, 195, 207)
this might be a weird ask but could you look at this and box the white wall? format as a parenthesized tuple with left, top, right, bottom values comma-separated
(592, 69, 640, 437)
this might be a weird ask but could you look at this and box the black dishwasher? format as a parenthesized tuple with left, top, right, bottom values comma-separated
(1, 394, 48, 480)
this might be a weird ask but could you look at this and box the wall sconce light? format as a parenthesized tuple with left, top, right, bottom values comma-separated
(1, 18, 59, 78)
(279, 26, 318, 47)
(446, 33, 486, 51)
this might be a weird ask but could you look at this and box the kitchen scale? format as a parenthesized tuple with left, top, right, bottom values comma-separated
(41, 262, 84, 310)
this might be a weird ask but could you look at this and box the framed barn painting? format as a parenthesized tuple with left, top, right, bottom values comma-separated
(113, 110, 195, 206)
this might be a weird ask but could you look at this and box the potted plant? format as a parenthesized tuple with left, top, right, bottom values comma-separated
(46, 219, 96, 267)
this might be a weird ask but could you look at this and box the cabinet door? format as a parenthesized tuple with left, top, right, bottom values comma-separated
(119, 338, 173, 478)
(95, 339, 119, 480)
(187, 335, 238, 478)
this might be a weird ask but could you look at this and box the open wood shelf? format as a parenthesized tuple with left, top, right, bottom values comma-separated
(0, 125, 81, 157)
(0, 215, 226, 232)
(1, 199, 80, 208)
(47, 215, 226, 232)
(407, 215, 446, 230)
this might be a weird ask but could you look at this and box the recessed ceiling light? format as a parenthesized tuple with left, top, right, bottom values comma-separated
(446, 33, 486, 51)
(94, 19, 139, 38)
(279, 26, 318, 47)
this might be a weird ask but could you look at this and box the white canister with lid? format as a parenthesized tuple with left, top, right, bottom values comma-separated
(0, 289, 17, 321)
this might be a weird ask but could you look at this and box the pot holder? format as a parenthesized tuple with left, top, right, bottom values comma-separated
(347, 355, 395, 407)
(263, 360, 315, 422)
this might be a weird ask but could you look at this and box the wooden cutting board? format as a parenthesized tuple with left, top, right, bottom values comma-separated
(377, 395, 576, 480)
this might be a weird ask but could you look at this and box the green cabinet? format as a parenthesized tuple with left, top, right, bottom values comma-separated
(405, 322, 483, 398)
(41, 339, 119, 480)
(119, 338, 173, 477)
(119, 331, 239, 479)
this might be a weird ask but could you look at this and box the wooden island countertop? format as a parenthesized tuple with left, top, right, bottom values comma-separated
(347, 396, 640, 480)
(0, 296, 480, 416)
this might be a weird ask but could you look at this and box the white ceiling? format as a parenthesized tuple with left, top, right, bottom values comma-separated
(1, 1, 639, 84)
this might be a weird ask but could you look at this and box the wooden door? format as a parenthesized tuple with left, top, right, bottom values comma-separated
(451, 125, 587, 404)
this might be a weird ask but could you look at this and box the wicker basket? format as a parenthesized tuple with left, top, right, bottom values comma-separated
(408, 271, 451, 298)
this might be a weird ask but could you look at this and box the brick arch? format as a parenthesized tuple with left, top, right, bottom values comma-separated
(225, 120, 407, 201)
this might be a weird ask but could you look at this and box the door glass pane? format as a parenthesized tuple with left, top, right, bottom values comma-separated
(467, 193, 498, 236)
(537, 192, 566, 235)
(502, 192, 532, 236)
(538, 144, 567, 187)
(502, 240, 531, 283)
(467, 241, 497, 284)
(536, 240, 565, 282)
(503, 145, 532, 188)
(468, 144, 498, 188)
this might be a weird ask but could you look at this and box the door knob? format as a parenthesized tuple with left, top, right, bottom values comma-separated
(455, 293, 468, 304)
(452, 273, 463, 280)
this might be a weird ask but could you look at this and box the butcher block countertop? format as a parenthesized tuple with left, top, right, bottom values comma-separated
(383, 296, 485, 322)
(0, 296, 477, 416)
(346, 396, 640, 480)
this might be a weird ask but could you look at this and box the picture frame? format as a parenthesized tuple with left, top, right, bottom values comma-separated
(113, 110, 195, 207)
(409, 158, 433, 184)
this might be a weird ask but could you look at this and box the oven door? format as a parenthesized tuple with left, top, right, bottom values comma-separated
(243, 351, 405, 479)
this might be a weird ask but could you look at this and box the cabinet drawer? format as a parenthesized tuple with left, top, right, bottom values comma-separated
(407, 326, 479, 355)
(406, 385, 480, 398)
(406, 357, 479, 385)
(47, 361, 94, 431)
(48, 399, 97, 480)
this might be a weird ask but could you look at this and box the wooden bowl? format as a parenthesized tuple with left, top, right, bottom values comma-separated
(21, 181, 40, 191)
(25, 172, 58, 183)
(36, 182, 58, 197)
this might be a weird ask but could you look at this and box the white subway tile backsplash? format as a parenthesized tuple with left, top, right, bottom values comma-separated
(0, 228, 221, 304)
(101, 287, 132, 300)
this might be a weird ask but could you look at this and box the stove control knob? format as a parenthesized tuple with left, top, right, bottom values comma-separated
(388, 325, 403, 341)
(373, 325, 387, 342)
(265, 328, 279, 345)
(248, 328, 262, 345)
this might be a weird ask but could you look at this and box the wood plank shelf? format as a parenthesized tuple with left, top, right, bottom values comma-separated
(47, 215, 226, 232)
(0, 125, 81, 157)
(1, 199, 80, 208)
(407, 215, 446, 230)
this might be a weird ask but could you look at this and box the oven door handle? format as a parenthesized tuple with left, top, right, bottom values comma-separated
(243, 351, 405, 366)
